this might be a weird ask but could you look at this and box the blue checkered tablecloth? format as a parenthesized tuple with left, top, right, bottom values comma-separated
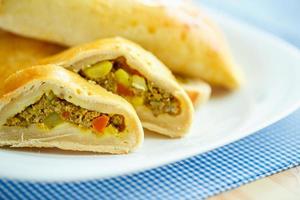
(1, 1, 300, 200)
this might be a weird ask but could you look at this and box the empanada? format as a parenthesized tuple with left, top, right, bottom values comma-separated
(0, 65, 143, 154)
(0, 0, 243, 89)
(39, 37, 194, 137)
(176, 77, 211, 107)
(0, 30, 64, 92)
(0, 29, 210, 108)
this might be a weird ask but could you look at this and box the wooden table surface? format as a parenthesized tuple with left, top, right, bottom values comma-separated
(210, 166, 300, 200)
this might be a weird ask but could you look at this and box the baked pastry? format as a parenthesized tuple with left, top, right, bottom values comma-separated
(176, 77, 211, 107)
(0, 65, 143, 154)
(39, 37, 194, 137)
(0, 30, 63, 93)
(0, 29, 209, 107)
(0, 0, 243, 89)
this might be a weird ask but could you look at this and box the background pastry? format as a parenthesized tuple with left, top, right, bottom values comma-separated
(176, 76, 211, 107)
(0, 0, 244, 89)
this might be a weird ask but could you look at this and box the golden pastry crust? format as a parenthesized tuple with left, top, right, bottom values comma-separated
(0, 0, 244, 89)
(0, 29, 206, 105)
(0, 30, 64, 93)
(0, 65, 144, 154)
(39, 37, 194, 137)
(0, 31, 198, 137)
(180, 79, 211, 107)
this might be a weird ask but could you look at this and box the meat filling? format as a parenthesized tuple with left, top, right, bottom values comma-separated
(79, 57, 181, 116)
(5, 92, 125, 134)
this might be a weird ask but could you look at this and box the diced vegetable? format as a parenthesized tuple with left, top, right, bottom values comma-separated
(44, 113, 63, 129)
(83, 61, 113, 79)
(131, 75, 147, 91)
(92, 115, 110, 134)
(131, 96, 144, 107)
(115, 69, 130, 86)
(62, 111, 70, 119)
(104, 125, 119, 135)
(117, 84, 133, 96)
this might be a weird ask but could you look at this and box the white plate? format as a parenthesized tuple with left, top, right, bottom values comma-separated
(0, 9, 300, 182)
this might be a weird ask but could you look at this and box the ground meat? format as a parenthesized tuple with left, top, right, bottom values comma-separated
(5, 92, 125, 132)
(96, 72, 116, 92)
(80, 71, 117, 93)
(145, 82, 181, 116)
(79, 57, 181, 116)
(110, 114, 125, 132)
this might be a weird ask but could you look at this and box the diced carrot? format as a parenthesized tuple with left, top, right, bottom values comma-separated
(187, 91, 199, 105)
(117, 84, 134, 96)
(62, 111, 70, 119)
(92, 115, 110, 134)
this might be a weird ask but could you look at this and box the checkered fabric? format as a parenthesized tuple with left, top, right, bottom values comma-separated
(0, 110, 299, 200)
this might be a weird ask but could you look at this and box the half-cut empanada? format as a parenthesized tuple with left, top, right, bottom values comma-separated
(0, 65, 143, 154)
(0, 0, 243, 89)
(0, 29, 209, 107)
(39, 37, 194, 137)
